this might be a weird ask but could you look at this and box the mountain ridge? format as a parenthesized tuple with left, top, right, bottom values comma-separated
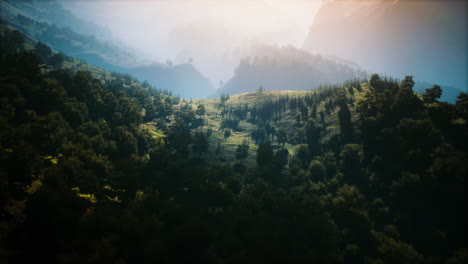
(0, 0, 215, 98)
(214, 44, 367, 97)
(303, 0, 467, 95)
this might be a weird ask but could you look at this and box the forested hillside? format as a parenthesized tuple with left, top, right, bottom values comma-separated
(0, 0, 113, 40)
(1, 28, 467, 263)
(0, 0, 215, 98)
(216, 45, 366, 97)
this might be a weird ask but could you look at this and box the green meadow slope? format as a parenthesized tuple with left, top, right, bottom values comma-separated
(180, 82, 368, 166)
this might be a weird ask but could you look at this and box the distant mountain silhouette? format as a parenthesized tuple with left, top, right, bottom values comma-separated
(215, 45, 367, 97)
(303, 0, 467, 94)
(129, 63, 215, 99)
(0, 0, 214, 98)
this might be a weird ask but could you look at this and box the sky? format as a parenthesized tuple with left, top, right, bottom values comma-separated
(60, 0, 323, 85)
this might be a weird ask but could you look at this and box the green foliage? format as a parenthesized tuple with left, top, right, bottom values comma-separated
(370, 73, 383, 92)
(235, 140, 250, 161)
(337, 98, 353, 143)
(400, 76, 415, 90)
(306, 119, 321, 156)
(196, 103, 206, 116)
(192, 131, 208, 155)
(49, 52, 65, 67)
(0, 29, 25, 54)
(223, 129, 231, 139)
(423, 84, 443, 103)
(308, 158, 326, 182)
(220, 93, 230, 104)
(166, 117, 192, 158)
(276, 128, 288, 146)
(256, 141, 273, 167)
(273, 148, 289, 170)
(1, 28, 466, 264)
(340, 144, 365, 185)
(33, 42, 52, 64)
(1, 50, 41, 79)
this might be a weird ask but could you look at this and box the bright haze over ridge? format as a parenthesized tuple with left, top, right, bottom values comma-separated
(60, 0, 323, 85)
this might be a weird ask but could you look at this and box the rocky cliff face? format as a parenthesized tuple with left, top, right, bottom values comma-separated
(303, 0, 467, 91)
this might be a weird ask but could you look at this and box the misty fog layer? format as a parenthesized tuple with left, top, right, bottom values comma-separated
(60, 0, 322, 86)
(58, 0, 467, 94)
(1, 1, 468, 262)
(304, 0, 468, 90)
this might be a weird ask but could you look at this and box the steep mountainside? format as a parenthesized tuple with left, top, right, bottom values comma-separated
(128, 63, 214, 99)
(0, 0, 214, 98)
(303, 0, 467, 97)
(0, 0, 113, 39)
(215, 45, 367, 97)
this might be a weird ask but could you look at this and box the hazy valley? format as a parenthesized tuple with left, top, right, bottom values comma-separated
(0, 0, 467, 263)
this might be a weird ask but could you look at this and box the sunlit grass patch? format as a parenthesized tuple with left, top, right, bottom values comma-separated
(71, 187, 97, 204)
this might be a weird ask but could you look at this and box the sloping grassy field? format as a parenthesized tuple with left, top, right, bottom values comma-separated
(181, 86, 368, 166)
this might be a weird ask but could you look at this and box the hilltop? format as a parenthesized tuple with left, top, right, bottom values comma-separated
(215, 45, 367, 97)
(189, 85, 361, 166)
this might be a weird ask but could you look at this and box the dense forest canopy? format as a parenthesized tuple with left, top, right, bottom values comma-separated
(0, 26, 467, 263)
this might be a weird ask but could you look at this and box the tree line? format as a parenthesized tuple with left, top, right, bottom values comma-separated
(1, 29, 467, 263)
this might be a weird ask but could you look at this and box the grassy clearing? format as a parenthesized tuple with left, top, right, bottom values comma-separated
(186, 86, 368, 165)
(141, 122, 166, 140)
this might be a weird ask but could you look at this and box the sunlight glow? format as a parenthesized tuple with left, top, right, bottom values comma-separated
(61, 0, 322, 60)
